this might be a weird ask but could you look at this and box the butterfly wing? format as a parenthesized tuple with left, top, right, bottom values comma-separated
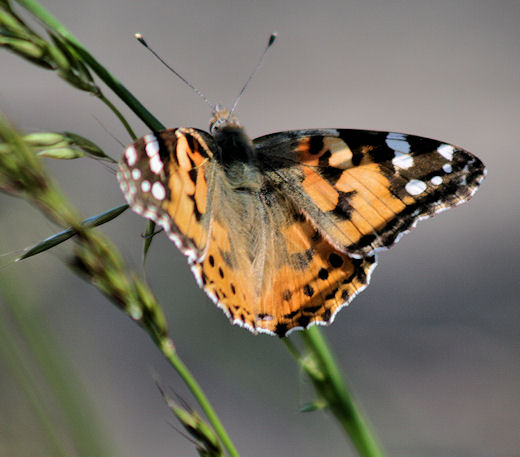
(255, 129, 486, 257)
(118, 128, 217, 261)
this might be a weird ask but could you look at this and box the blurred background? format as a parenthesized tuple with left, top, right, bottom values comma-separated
(1, 0, 519, 456)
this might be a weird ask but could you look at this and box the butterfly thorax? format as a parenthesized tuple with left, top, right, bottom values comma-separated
(211, 114, 263, 191)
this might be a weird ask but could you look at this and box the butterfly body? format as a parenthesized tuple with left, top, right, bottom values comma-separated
(118, 107, 485, 336)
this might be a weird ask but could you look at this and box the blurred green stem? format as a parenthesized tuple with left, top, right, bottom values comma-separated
(0, 272, 115, 456)
(14, 0, 164, 132)
(160, 340, 240, 457)
(0, 306, 67, 456)
(290, 326, 385, 457)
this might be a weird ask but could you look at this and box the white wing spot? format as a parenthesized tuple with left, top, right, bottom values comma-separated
(143, 133, 156, 144)
(442, 163, 452, 173)
(143, 208, 159, 219)
(405, 179, 427, 196)
(152, 181, 166, 200)
(392, 152, 414, 169)
(131, 168, 141, 180)
(119, 179, 128, 194)
(386, 132, 411, 154)
(430, 176, 442, 186)
(145, 138, 160, 158)
(141, 180, 151, 192)
(125, 145, 137, 166)
(149, 154, 164, 174)
(437, 144, 454, 161)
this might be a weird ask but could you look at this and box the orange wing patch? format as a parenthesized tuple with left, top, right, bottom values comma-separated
(279, 162, 409, 253)
(301, 167, 339, 212)
(192, 212, 376, 336)
(164, 134, 210, 253)
(192, 218, 259, 333)
(332, 163, 414, 239)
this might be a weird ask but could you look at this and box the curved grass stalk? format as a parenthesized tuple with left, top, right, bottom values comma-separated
(15, 0, 164, 132)
(286, 326, 385, 457)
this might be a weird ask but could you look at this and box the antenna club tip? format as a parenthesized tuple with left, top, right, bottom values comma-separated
(268, 32, 277, 46)
(135, 33, 147, 45)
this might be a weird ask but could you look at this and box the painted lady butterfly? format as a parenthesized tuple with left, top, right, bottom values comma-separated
(118, 106, 485, 336)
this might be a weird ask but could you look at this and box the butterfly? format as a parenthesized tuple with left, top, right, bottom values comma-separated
(117, 105, 485, 337)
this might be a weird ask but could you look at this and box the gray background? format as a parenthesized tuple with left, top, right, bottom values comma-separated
(1, 0, 519, 456)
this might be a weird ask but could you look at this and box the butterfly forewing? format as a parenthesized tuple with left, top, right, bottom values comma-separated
(256, 129, 486, 257)
(118, 128, 216, 261)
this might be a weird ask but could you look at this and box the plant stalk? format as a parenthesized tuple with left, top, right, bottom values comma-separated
(160, 339, 241, 457)
(297, 326, 385, 457)
(14, 0, 164, 132)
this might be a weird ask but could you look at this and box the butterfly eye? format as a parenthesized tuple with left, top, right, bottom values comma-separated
(210, 118, 227, 134)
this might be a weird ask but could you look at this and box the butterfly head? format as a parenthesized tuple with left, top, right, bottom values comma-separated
(210, 104, 241, 134)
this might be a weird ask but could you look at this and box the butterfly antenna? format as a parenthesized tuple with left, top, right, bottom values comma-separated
(135, 33, 215, 110)
(229, 32, 277, 117)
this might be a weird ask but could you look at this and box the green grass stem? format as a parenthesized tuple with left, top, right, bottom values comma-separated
(298, 326, 385, 457)
(14, 0, 164, 132)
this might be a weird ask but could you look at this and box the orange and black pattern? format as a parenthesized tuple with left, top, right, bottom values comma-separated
(118, 110, 485, 337)
(256, 129, 485, 256)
